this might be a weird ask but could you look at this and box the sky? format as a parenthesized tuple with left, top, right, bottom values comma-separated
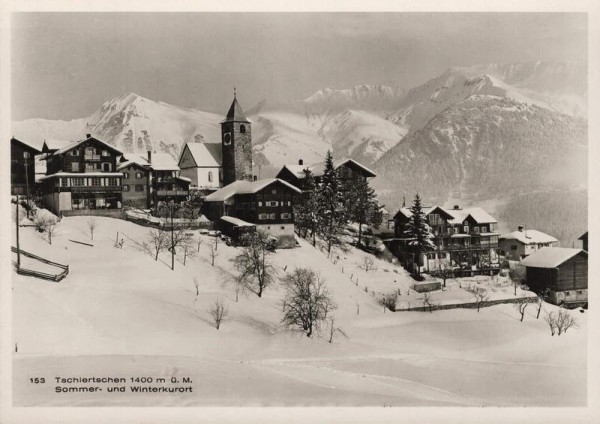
(11, 12, 587, 121)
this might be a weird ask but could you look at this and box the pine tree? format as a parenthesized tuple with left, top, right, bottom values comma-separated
(405, 193, 434, 276)
(317, 151, 348, 254)
(293, 168, 319, 244)
(347, 177, 382, 246)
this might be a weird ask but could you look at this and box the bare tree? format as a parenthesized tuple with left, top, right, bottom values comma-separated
(327, 317, 347, 343)
(281, 268, 336, 337)
(181, 235, 196, 266)
(35, 215, 59, 244)
(555, 309, 578, 335)
(422, 292, 439, 313)
(146, 229, 169, 261)
(363, 256, 376, 272)
(192, 277, 200, 296)
(379, 293, 397, 312)
(516, 300, 528, 322)
(87, 217, 97, 240)
(432, 263, 453, 288)
(233, 231, 276, 298)
(466, 285, 490, 312)
(209, 243, 218, 267)
(545, 311, 557, 336)
(197, 235, 203, 252)
(536, 288, 551, 319)
(209, 298, 228, 330)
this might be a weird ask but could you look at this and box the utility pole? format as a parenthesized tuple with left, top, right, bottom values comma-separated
(24, 158, 30, 219)
(170, 200, 175, 271)
(16, 194, 21, 268)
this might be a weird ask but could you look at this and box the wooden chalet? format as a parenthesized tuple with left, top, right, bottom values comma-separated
(11, 137, 41, 196)
(391, 204, 500, 276)
(117, 154, 151, 209)
(39, 135, 124, 215)
(521, 247, 588, 307)
(203, 178, 302, 248)
(276, 158, 376, 191)
(499, 226, 558, 261)
(147, 151, 191, 206)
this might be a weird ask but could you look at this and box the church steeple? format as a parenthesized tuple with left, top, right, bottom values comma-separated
(221, 91, 253, 186)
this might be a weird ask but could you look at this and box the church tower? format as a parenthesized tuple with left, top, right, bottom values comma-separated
(221, 90, 253, 186)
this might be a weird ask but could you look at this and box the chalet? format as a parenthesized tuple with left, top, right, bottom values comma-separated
(521, 247, 588, 307)
(39, 135, 124, 215)
(117, 154, 151, 209)
(499, 226, 558, 261)
(391, 205, 500, 275)
(147, 151, 191, 206)
(178, 142, 222, 191)
(276, 158, 376, 191)
(579, 232, 588, 252)
(203, 178, 302, 248)
(11, 137, 41, 196)
(41, 138, 72, 155)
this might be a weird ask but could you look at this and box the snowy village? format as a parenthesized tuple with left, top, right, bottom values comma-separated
(6, 12, 590, 410)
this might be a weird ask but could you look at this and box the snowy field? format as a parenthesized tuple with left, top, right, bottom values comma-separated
(11, 216, 587, 406)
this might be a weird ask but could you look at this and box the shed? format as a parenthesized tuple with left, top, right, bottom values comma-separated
(219, 216, 256, 242)
(521, 247, 588, 306)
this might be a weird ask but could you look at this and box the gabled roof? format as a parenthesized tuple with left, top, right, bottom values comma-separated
(333, 158, 377, 178)
(117, 160, 149, 172)
(205, 178, 302, 202)
(500, 229, 558, 245)
(579, 232, 588, 241)
(221, 96, 250, 124)
(279, 158, 376, 180)
(11, 137, 41, 154)
(179, 142, 222, 168)
(42, 138, 72, 152)
(53, 136, 123, 156)
(521, 247, 586, 268)
(149, 153, 180, 171)
(220, 216, 256, 227)
(447, 207, 497, 225)
(278, 164, 314, 179)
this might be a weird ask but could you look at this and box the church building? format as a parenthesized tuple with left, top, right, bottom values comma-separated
(202, 92, 301, 248)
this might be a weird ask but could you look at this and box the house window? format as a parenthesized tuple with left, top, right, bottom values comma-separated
(208, 171, 213, 182)
(70, 149, 79, 156)
(107, 178, 118, 186)
(240, 125, 246, 134)
(463, 225, 469, 233)
(447, 227, 452, 234)
(71, 162, 80, 172)
(135, 185, 144, 192)
(124, 172, 130, 179)
(269, 213, 276, 219)
(102, 150, 109, 157)
(23, 151, 30, 159)
(281, 213, 291, 219)
(287, 201, 291, 206)
(258, 201, 263, 207)
(481, 226, 487, 233)
(123, 185, 130, 192)
(453, 227, 459, 234)
(576, 290, 583, 294)
(91, 177, 101, 186)
(219, 170, 223, 182)
(565, 291, 570, 296)
(223, 133, 231, 145)
(474, 226, 479, 233)
(72, 177, 84, 187)
(258, 213, 268, 220)
(136, 172, 143, 179)
(102, 163, 112, 172)
(511, 245, 518, 251)
(271, 189, 277, 194)
(266, 201, 278, 207)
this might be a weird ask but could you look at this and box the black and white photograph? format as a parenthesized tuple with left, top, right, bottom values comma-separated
(1, 3, 599, 423)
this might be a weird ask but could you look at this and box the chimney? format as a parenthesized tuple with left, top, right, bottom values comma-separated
(298, 159, 304, 166)
(454, 205, 460, 210)
(518, 225, 524, 232)
(147, 150, 152, 164)
(86, 133, 91, 138)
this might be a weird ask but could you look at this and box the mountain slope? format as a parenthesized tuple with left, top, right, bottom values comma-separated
(374, 95, 587, 205)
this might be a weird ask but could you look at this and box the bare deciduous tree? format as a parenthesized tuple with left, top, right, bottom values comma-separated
(87, 217, 97, 240)
(181, 235, 196, 266)
(378, 293, 397, 312)
(363, 256, 376, 272)
(536, 288, 551, 319)
(281, 268, 336, 337)
(192, 277, 200, 296)
(197, 235, 203, 252)
(209, 298, 228, 330)
(545, 311, 557, 336)
(466, 285, 490, 312)
(555, 309, 578, 335)
(422, 292, 439, 313)
(432, 263, 453, 288)
(516, 300, 528, 322)
(233, 231, 276, 298)
(327, 317, 347, 343)
(209, 243, 218, 267)
(147, 229, 169, 261)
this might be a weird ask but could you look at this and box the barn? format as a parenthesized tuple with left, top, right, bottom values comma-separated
(521, 247, 588, 307)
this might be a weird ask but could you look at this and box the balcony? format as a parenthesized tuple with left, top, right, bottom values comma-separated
(156, 190, 188, 197)
(84, 154, 101, 161)
(71, 186, 121, 193)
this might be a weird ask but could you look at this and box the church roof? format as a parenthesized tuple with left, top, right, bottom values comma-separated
(221, 96, 250, 124)
(181, 142, 222, 168)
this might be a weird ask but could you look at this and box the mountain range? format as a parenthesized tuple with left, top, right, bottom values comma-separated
(12, 60, 588, 244)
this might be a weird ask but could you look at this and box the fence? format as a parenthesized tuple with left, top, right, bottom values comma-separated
(11, 246, 69, 282)
(61, 209, 126, 219)
(394, 295, 538, 312)
(124, 210, 213, 230)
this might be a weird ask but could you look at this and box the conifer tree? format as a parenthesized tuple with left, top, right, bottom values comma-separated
(317, 151, 347, 254)
(347, 177, 382, 246)
(406, 193, 434, 275)
(293, 168, 319, 245)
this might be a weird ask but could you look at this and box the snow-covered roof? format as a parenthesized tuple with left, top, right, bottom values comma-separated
(205, 178, 302, 202)
(280, 158, 376, 179)
(149, 153, 180, 171)
(220, 216, 256, 227)
(117, 155, 150, 171)
(500, 229, 558, 245)
(521, 247, 586, 268)
(333, 158, 377, 177)
(43, 138, 73, 151)
(11, 137, 41, 153)
(54, 136, 123, 156)
(176, 176, 192, 183)
(280, 164, 315, 178)
(180, 143, 222, 168)
(446, 207, 497, 225)
(39, 172, 124, 180)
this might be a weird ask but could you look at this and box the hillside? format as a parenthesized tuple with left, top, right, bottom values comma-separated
(11, 216, 586, 406)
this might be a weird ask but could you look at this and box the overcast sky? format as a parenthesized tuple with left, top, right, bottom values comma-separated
(11, 12, 587, 120)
